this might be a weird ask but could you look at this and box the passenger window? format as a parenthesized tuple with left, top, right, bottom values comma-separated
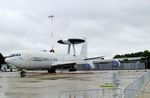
(7, 53, 21, 58)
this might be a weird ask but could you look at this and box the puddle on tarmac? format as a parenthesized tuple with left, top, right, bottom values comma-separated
(67, 77, 91, 81)
(5, 92, 38, 95)
(5, 92, 39, 98)
(25, 74, 93, 81)
(21, 80, 40, 83)
(38, 76, 70, 80)
(13, 86, 40, 89)
(17, 78, 41, 83)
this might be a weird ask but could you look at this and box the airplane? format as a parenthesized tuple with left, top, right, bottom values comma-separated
(4, 38, 120, 77)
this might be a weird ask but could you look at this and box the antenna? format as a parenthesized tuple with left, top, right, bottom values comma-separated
(57, 38, 85, 56)
(48, 15, 55, 53)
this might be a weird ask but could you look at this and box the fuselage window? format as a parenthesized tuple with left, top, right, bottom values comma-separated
(7, 53, 21, 58)
(50, 58, 58, 62)
(44, 58, 49, 61)
(32, 57, 49, 62)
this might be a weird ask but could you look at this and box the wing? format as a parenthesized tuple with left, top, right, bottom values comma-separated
(50, 59, 120, 70)
(84, 56, 104, 60)
(52, 62, 76, 69)
(51, 60, 88, 69)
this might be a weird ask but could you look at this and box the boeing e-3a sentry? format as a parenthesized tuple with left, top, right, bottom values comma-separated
(5, 38, 120, 77)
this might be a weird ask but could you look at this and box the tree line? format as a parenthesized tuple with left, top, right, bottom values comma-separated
(113, 50, 150, 59)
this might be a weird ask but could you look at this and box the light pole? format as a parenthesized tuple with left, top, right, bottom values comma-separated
(48, 15, 55, 53)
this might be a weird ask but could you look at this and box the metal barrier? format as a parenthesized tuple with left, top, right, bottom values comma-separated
(123, 89, 150, 98)
(94, 63, 145, 70)
(137, 90, 150, 98)
(59, 88, 123, 98)
(123, 71, 150, 98)
(59, 71, 150, 98)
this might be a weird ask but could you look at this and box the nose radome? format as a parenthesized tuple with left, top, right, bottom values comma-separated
(5, 58, 21, 68)
(5, 58, 10, 64)
(5, 58, 15, 65)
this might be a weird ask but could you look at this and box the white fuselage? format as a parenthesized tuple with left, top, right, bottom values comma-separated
(5, 50, 84, 70)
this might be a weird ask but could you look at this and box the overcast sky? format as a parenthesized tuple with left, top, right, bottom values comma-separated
(0, 0, 150, 58)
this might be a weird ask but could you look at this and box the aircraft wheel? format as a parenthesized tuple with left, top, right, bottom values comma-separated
(69, 68, 77, 72)
(20, 71, 26, 78)
(10, 69, 12, 72)
(48, 68, 56, 73)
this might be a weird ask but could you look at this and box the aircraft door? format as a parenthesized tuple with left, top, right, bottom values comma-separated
(25, 53, 32, 67)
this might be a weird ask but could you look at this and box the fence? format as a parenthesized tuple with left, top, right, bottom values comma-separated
(120, 63, 145, 70)
(93, 63, 145, 70)
(59, 88, 123, 98)
(137, 90, 150, 98)
(59, 71, 150, 98)
(123, 71, 150, 98)
(123, 89, 150, 98)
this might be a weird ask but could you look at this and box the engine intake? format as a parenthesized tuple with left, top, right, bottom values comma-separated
(111, 60, 120, 67)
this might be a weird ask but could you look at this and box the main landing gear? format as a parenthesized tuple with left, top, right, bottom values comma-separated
(20, 70, 26, 78)
(48, 68, 56, 73)
(69, 68, 77, 71)
(69, 65, 77, 72)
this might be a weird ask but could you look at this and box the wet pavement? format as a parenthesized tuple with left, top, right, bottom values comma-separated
(0, 70, 146, 98)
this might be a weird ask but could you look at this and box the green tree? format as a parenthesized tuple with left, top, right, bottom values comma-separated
(113, 50, 150, 58)
(141, 50, 150, 58)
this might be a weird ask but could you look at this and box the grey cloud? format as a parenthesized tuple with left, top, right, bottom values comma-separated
(0, 0, 150, 58)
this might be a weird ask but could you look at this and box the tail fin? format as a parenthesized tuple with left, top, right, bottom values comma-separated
(79, 38, 87, 58)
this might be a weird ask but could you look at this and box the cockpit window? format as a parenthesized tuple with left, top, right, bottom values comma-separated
(7, 53, 21, 58)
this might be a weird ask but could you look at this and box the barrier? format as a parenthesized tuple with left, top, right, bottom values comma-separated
(59, 71, 150, 98)
(123, 71, 150, 98)
(137, 90, 150, 98)
(94, 63, 145, 70)
(59, 88, 123, 98)
(123, 89, 150, 98)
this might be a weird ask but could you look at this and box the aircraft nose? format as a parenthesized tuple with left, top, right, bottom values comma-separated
(5, 58, 12, 64)
(5, 58, 16, 65)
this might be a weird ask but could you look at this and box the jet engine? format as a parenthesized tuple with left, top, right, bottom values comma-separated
(77, 61, 95, 70)
(111, 59, 120, 67)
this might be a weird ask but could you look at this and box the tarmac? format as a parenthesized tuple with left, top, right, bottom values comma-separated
(0, 70, 147, 98)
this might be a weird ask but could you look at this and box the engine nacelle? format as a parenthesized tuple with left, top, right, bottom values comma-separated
(111, 59, 120, 68)
(80, 61, 95, 70)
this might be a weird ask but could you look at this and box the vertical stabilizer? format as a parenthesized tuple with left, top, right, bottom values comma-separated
(79, 38, 87, 58)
